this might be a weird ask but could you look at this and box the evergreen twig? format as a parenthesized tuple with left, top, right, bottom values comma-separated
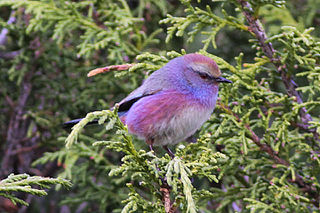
(0, 174, 71, 206)
(218, 101, 320, 207)
(237, 0, 319, 144)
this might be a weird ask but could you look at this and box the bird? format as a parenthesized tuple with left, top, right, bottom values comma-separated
(64, 53, 232, 157)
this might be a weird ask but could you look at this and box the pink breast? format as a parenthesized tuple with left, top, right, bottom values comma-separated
(126, 90, 192, 139)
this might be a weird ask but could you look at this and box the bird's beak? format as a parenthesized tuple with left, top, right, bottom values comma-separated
(216, 76, 232, 83)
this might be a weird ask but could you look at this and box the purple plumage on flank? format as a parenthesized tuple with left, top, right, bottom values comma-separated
(118, 53, 232, 147)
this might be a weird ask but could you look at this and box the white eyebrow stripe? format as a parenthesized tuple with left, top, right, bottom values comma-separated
(188, 63, 212, 75)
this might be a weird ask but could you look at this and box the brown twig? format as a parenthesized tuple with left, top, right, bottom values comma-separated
(87, 64, 134, 77)
(237, 0, 318, 143)
(4, 95, 15, 108)
(160, 183, 176, 213)
(10, 144, 39, 155)
(160, 183, 171, 213)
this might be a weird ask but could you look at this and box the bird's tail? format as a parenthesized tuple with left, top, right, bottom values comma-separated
(63, 118, 98, 129)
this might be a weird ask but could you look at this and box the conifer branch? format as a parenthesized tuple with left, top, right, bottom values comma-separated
(1, 1, 318, 211)
(0, 173, 71, 206)
(237, 0, 319, 143)
(218, 101, 320, 208)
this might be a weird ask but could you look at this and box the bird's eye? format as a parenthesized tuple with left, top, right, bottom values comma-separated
(198, 72, 211, 80)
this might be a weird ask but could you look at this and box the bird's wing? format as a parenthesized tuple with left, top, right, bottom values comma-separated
(118, 89, 162, 113)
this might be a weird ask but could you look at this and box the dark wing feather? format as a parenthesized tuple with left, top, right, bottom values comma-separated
(62, 118, 98, 129)
(117, 88, 162, 113)
(118, 93, 153, 113)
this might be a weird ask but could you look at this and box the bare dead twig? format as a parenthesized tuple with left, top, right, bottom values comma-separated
(87, 64, 134, 77)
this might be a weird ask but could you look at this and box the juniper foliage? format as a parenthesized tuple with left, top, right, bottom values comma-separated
(1, 0, 320, 212)
(0, 174, 71, 206)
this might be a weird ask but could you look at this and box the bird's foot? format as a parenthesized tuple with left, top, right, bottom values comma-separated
(163, 145, 175, 159)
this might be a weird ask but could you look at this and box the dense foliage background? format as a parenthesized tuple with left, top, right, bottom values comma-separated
(0, 0, 319, 212)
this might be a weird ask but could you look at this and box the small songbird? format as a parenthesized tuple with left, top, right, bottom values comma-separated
(64, 53, 232, 156)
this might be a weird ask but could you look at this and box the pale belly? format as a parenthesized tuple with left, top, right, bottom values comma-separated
(149, 106, 213, 146)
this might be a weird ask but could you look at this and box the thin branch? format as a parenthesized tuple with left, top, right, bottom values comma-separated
(4, 95, 15, 108)
(160, 182, 176, 213)
(160, 183, 171, 213)
(10, 144, 39, 155)
(87, 64, 134, 77)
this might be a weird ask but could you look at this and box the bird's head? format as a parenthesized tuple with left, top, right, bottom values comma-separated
(143, 53, 232, 95)
(182, 53, 232, 85)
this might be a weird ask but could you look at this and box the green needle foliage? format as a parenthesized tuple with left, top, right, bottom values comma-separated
(0, 174, 71, 206)
(1, 0, 320, 212)
(0, 0, 162, 60)
(64, 107, 227, 213)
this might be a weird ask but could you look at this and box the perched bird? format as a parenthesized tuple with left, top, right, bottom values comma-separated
(64, 53, 232, 156)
